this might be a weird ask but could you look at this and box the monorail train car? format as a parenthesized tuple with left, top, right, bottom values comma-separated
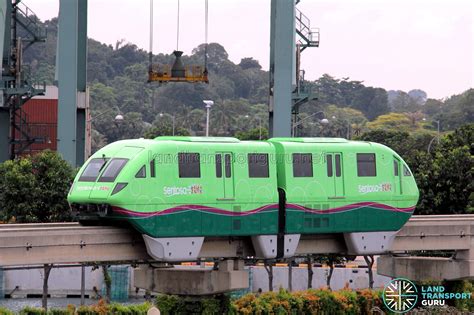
(68, 136, 419, 261)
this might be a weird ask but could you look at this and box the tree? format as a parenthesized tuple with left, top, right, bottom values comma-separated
(144, 125, 190, 138)
(263, 261, 274, 292)
(388, 90, 420, 113)
(0, 151, 76, 223)
(408, 89, 427, 105)
(239, 57, 262, 70)
(366, 112, 417, 132)
(364, 256, 375, 289)
(351, 87, 390, 120)
(235, 128, 269, 140)
(315, 255, 346, 290)
(415, 124, 474, 214)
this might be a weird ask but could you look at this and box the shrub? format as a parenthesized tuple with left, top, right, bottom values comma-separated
(19, 307, 47, 315)
(155, 294, 180, 314)
(232, 288, 385, 315)
(201, 297, 221, 315)
(126, 302, 153, 315)
(0, 307, 14, 315)
(47, 309, 73, 315)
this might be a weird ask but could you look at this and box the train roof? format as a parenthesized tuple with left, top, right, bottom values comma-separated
(269, 137, 349, 143)
(155, 136, 240, 143)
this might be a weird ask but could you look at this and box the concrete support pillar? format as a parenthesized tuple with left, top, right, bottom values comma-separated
(134, 260, 249, 295)
(57, 0, 87, 167)
(269, 0, 295, 137)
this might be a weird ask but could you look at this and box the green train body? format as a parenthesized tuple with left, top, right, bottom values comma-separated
(68, 137, 418, 261)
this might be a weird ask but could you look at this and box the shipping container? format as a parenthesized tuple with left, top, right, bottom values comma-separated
(14, 86, 58, 156)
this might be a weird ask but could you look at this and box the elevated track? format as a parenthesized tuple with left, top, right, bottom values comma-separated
(1, 215, 474, 281)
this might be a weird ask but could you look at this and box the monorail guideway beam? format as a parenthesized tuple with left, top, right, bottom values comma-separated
(377, 215, 474, 281)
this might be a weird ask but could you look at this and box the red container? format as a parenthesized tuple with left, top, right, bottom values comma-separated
(22, 99, 58, 124)
(14, 89, 58, 156)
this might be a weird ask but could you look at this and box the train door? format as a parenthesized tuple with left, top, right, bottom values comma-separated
(393, 157, 402, 195)
(326, 153, 345, 198)
(216, 152, 235, 200)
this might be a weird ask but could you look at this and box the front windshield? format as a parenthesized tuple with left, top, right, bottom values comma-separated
(79, 158, 109, 182)
(98, 158, 129, 182)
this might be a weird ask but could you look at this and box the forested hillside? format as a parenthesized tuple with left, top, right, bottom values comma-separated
(23, 17, 473, 150)
(15, 17, 474, 215)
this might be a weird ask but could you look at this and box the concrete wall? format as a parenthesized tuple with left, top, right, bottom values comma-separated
(3, 265, 391, 297)
(250, 266, 391, 292)
(4, 267, 105, 297)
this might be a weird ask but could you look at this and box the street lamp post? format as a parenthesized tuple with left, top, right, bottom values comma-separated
(423, 118, 441, 153)
(292, 111, 328, 137)
(245, 115, 263, 140)
(86, 106, 125, 158)
(203, 100, 214, 137)
(159, 113, 176, 136)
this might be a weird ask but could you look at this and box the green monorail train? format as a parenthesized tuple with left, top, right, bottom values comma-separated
(68, 137, 419, 261)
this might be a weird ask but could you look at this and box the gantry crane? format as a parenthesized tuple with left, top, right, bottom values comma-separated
(51, 0, 318, 166)
(0, 0, 46, 162)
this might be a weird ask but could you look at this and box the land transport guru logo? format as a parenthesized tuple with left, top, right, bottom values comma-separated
(383, 278, 473, 313)
(383, 278, 418, 313)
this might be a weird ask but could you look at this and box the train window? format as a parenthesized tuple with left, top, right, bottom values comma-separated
(335, 154, 341, 177)
(79, 158, 109, 181)
(150, 159, 156, 177)
(98, 158, 129, 182)
(178, 153, 201, 178)
(215, 154, 222, 178)
(248, 153, 269, 178)
(135, 165, 146, 178)
(326, 154, 333, 177)
(393, 160, 399, 176)
(403, 165, 411, 176)
(225, 154, 232, 178)
(293, 153, 313, 177)
(357, 153, 376, 177)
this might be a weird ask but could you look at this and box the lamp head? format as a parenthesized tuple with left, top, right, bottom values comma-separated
(203, 100, 214, 108)
(114, 114, 124, 123)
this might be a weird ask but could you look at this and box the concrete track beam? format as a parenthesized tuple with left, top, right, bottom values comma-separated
(377, 256, 474, 281)
(134, 260, 249, 295)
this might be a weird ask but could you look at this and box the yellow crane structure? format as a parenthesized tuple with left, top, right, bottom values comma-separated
(148, 0, 209, 84)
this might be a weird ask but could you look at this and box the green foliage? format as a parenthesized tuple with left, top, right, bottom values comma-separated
(155, 294, 229, 315)
(0, 150, 76, 223)
(232, 288, 382, 315)
(201, 297, 221, 315)
(74, 300, 151, 315)
(47, 309, 73, 315)
(415, 124, 474, 214)
(144, 125, 190, 139)
(108, 302, 152, 315)
(358, 124, 474, 215)
(0, 307, 14, 315)
(22, 15, 472, 154)
(155, 294, 180, 315)
(235, 128, 268, 140)
(366, 112, 426, 132)
(19, 307, 47, 315)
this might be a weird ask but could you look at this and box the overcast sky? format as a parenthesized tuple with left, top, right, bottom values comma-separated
(27, 0, 473, 99)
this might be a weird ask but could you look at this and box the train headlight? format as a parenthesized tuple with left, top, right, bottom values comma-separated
(112, 182, 128, 195)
